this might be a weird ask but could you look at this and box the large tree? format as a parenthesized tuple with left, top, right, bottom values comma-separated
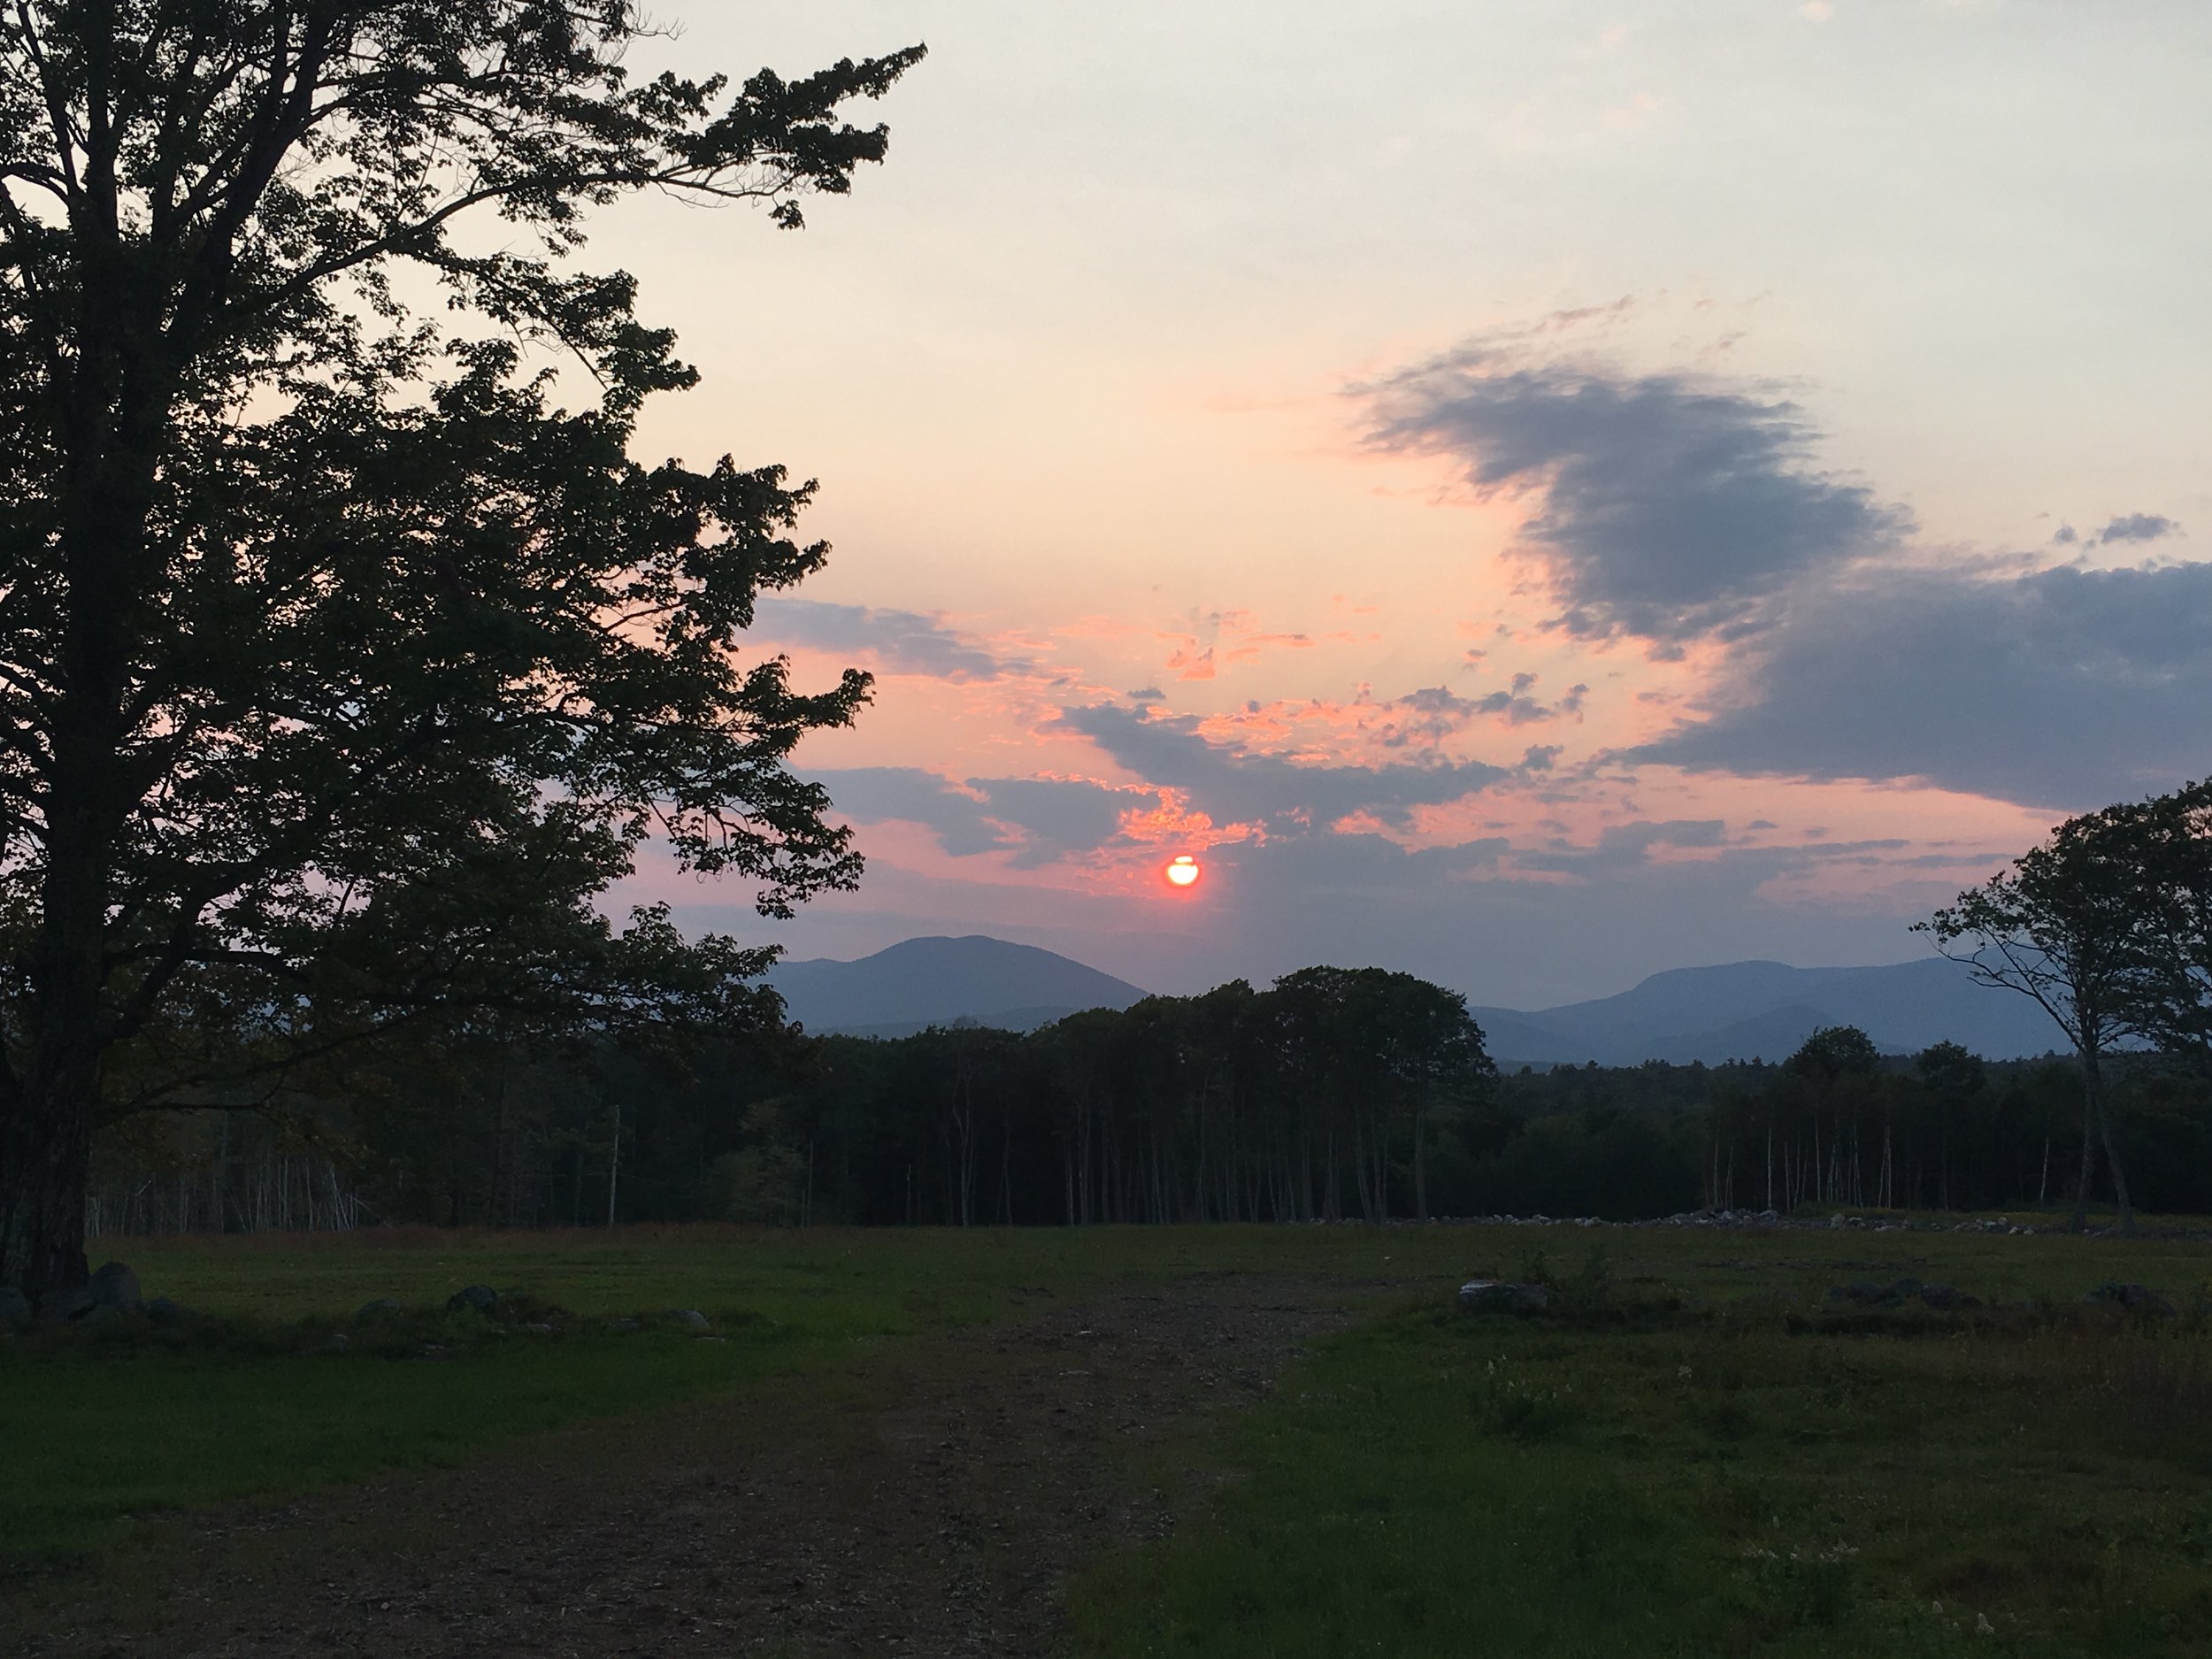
(1918, 810, 2147, 1235)
(2100, 781, 2212, 1068)
(0, 2, 924, 1306)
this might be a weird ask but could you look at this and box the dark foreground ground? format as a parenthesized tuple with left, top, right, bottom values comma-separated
(12, 1218, 2212, 1658)
(5, 1272, 1355, 1658)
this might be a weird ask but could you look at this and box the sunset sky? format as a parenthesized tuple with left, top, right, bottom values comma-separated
(607, 1, 2210, 1007)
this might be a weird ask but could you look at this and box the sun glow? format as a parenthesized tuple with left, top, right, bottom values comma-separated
(1164, 854, 1202, 888)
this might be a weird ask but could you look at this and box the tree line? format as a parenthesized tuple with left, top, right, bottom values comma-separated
(84, 979, 2212, 1235)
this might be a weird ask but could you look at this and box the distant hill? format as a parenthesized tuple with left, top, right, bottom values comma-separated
(767, 937, 2066, 1062)
(1471, 958, 2064, 1067)
(766, 935, 1147, 1035)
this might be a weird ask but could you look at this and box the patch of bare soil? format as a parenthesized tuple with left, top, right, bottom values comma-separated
(6, 1273, 1358, 1658)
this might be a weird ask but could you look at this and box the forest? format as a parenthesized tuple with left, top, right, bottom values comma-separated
(82, 966, 2212, 1237)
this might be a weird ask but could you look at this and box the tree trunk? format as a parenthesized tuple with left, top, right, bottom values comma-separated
(0, 1085, 96, 1310)
(2070, 1056, 2100, 1233)
(1414, 1084, 1429, 1223)
(2087, 1051, 2134, 1237)
(4, 774, 127, 1305)
(605, 1101, 622, 1226)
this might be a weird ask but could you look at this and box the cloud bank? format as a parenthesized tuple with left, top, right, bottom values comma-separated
(1366, 337, 2207, 810)
(1368, 347, 1907, 645)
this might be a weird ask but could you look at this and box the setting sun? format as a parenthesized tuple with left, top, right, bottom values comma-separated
(1164, 854, 1201, 888)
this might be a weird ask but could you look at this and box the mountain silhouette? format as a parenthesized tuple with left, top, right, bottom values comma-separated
(769, 937, 2066, 1061)
(766, 935, 1148, 1036)
(1470, 957, 2063, 1066)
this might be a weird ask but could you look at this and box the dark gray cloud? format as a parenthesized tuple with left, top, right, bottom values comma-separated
(1519, 818, 1728, 875)
(1367, 348, 1908, 643)
(2096, 512, 2180, 545)
(818, 767, 1004, 855)
(817, 767, 1142, 866)
(753, 598, 1028, 681)
(969, 777, 1138, 868)
(1373, 684, 1561, 746)
(1059, 703, 1508, 828)
(1632, 561, 2212, 808)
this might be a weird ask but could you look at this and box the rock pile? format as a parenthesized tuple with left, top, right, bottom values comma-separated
(2084, 1280, 2179, 1317)
(1458, 1279, 1550, 1315)
(1824, 1277, 1982, 1311)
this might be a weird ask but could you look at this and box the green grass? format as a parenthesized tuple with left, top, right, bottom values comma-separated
(1, 1219, 1397, 1572)
(12, 1208, 2212, 1647)
(0, 1222, 1194, 1572)
(1070, 1238, 2212, 1658)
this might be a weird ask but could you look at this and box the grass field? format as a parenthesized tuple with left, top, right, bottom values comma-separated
(1070, 1225, 2212, 1658)
(7, 1213, 2212, 1656)
(0, 1223, 1202, 1571)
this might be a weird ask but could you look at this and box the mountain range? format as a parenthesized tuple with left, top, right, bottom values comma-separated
(1465, 957, 2060, 1066)
(767, 935, 2067, 1062)
(766, 935, 1147, 1038)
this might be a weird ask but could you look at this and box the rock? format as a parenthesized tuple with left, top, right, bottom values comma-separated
(0, 1286, 31, 1328)
(1827, 1280, 1896, 1307)
(666, 1309, 710, 1331)
(147, 1296, 190, 1325)
(354, 1298, 406, 1323)
(1458, 1280, 1549, 1315)
(37, 1282, 94, 1325)
(1917, 1283, 1963, 1310)
(325, 1331, 350, 1351)
(88, 1261, 143, 1313)
(445, 1285, 498, 1314)
(523, 1322, 557, 1337)
(608, 1317, 641, 1333)
(2085, 1280, 2178, 1317)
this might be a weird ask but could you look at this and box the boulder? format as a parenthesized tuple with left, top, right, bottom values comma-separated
(37, 1282, 94, 1325)
(147, 1296, 190, 1325)
(354, 1298, 405, 1323)
(1917, 1284, 1963, 1311)
(2085, 1280, 2177, 1317)
(1826, 1280, 1895, 1307)
(445, 1285, 498, 1314)
(0, 1286, 31, 1328)
(1458, 1280, 1549, 1315)
(89, 1261, 143, 1313)
(665, 1309, 711, 1331)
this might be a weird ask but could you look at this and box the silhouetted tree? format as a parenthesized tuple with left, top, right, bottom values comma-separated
(2101, 781, 2212, 1068)
(1921, 812, 2147, 1234)
(0, 3, 925, 1306)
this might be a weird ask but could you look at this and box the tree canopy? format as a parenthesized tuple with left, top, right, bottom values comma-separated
(0, 2, 925, 1304)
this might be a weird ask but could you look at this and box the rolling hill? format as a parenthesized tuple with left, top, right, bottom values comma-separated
(1470, 957, 2062, 1067)
(765, 936, 2065, 1062)
(765, 935, 1148, 1036)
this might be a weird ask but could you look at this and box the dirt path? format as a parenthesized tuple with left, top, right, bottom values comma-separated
(8, 1273, 1361, 1658)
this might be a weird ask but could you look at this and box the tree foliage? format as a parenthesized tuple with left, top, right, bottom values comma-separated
(0, 2, 925, 1301)
(1917, 780, 2212, 1236)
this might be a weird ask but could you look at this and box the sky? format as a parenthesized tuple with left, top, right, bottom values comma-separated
(599, 0, 2212, 1008)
